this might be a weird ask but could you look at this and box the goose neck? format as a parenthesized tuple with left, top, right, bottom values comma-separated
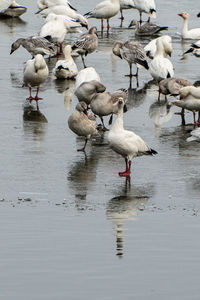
(112, 109, 124, 131)
(182, 18, 188, 37)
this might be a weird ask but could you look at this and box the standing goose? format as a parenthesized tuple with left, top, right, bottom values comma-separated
(129, 20, 168, 36)
(10, 36, 56, 57)
(72, 27, 98, 68)
(53, 45, 78, 79)
(108, 97, 157, 176)
(75, 80, 106, 105)
(119, 0, 135, 22)
(178, 12, 200, 39)
(149, 38, 174, 81)
(68, 102, 98, 152)
(84, 0, 120, 31)
(144, 35, 172, 59)
(112, 40, 149, 84)
(23, 54, 49, 111)
(134, 0, 156, 24)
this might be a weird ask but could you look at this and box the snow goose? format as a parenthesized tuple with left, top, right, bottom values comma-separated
(119, 0, 135, 22)
(84, 0, 120, 31)
(90, 89, 128, 130)
(68, 102, 98, 151)
(108, 97, 157, 176)
(184, 40, 200, 57)
(53, 45, 78, 79)
(75, 67, 101, 90)
(37, 0, 77, 11)
(112, 40, 149, 84)
(38, 5, 88, 29)
(71, 27, 98, 68)
(158, 78, 192, 101)
(39, 13, 67, 55)
(187, 128, 200, 142)
(144, 35, 172, 59)
(0, 0, 27, 17)
(23, 54, 49, 111)
(172, 86, 200, 126)
(149, 38, 174, 81)
(10, 36, 56, 57)
(178, 12, 200, 40)
(129, 20, 168, 36)
(134, 0, 156, 24)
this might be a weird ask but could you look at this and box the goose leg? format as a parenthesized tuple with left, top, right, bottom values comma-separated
(77, 138, 88, 152)
(107, 19, 110, 31)
(26, 87, 34, 101)
(81, 55, 87, 68)
(125, 64, 133, 77)
(139, 12, 142, 25)
(34, 87, 42, 101)
(193, 111, 197, 127)
(119, 158, 131, 176)
(158, 89, 161, 102)
(101, 19, 104, 31)
(197, 112, 200, 127)
(100, 117, 109, 131)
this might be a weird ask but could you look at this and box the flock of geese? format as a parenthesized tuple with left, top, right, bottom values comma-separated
(2, 0, 200, 177)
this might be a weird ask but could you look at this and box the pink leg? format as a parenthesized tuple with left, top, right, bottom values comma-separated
(193, 111, 197, 126)
(101, 19, 104, 31)
(119, 158, 131, 176)
(34, 87, 42, 101)
(107, 19, 110, 31)
(26, 87, 34, 101)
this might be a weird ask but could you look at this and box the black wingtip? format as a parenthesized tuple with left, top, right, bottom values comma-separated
(197, 12, 200, 18)
(184, 48, 194, 54)
(159, 26, 168, 31)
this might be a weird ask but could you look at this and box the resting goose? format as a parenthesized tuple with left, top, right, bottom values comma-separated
(53, 45, 78, 79)
(75, 81, 106, 105)
(108, 97, 157, 176)
(112, 40, 149, 84)
(75, 67, 101, 90)
(144, 35, 172, 59)
(84, 0, 120, 31)
(10, 36, 56, 57)
(72, 27, 98, 68)
(178, 12, 200, 40)
(129, 20, 168, 36)
(149, 38, 174, 81)
(68, 102, 98, 151)
(158, 77, 192, 101)
(0, 0, 27, 17)
(23, 54, 49, 111)
(134, 0, 156, 24)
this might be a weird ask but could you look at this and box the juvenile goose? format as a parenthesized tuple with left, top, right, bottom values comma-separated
(112, 40, 149, 83)
(23, 54, 49, 111)
(108, 97, 157, 176)
(158, 77, 192, 101)
(0, 0, 27, 17)
(72, 27, 98, 68)
(84, 0, 120, 31)
(10, 36, 56, 57)
(129, 20, 168, 36)
(144, 35, 172, 59)
(149, 38, 174, 81)
(75, 80, 106, 105)
(178, 12, 200, 39)
(68, 102, 98, 151)
(53, 45, 78, 79)
(134, 0, 156, 24)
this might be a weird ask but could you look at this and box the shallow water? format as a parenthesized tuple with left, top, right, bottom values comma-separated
(0, 1, 200, 299)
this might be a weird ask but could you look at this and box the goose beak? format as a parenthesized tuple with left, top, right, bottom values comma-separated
(10, 49, 14, 55)
(123, 104, 128, 113)
(178, 13, 183, 17)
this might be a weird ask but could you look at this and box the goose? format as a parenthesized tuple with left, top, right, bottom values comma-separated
(119, 0, 135, 21)
(90, 89, 128, 130)
(75, 67, 101, 90)
(68, 102, 98, 151)
(37, 0, 77, 11)
(172, 86, 200, 126)
(75, 80, 106, 105)
(149, 38, 174, 81)
(39, 13, 67, 55)
(38, 5, 88, 29)
(187, 128, 200, 142)
(10, 36, 56, 57)
(108, 97, 157, 176)
(184, 40, 200, 57)
(178, 12, 200, 40)
(71, 27, 98, 68)
(112, 40, 149, 83)
(84, 0, 120, 31)
(144, 35, 172, 59)
(129, 20, 168, 36)
(0, 0, 27, 17)
(158, 77, 192, 101)
(134, 0, 156, 24)
(53, 45, 78, 79)
(23, 54, 49, 111)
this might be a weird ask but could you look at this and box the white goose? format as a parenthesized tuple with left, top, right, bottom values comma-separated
(144, 35, 172, 59)
(187, 128, 200, 142)
(53, 45, 78, 79)
(108, 97, 157, 176)
(134, 0, 156, 24)
(23, 54, 49, 111)
(84, 0, 120, 31)
(0, 0, 27, 17)
(37, 0, 76, 11)
(178, 12, 200, 40)
(119, 0, 135, 21)
(149, 38, 174, 81)
(75, 67, 101, 90)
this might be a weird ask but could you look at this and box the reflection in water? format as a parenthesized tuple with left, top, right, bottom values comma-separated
(180, 40, 192, 61)
(126, 83, 147, 111)
(107, 180, 154, 257)
(53, 78, 75, 110)
(0, 17, 26, 34)
(149, 100, 173, 129)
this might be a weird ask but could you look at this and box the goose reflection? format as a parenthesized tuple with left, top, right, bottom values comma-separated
(53, 78, 75, 110)
(149, 100, 173, 128)
(0, 16, 26, 33)
(107, 180, 154, 257)
(125, 83, 147, 111)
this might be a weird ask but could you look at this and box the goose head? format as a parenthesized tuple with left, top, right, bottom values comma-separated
(178, 12, 188, 20)
(76, 14, 88, 29)
(112, 41, 124, 59)
(76, 102, 88, 115)
(10, 38, 24, 54)
(117, 97, 128, 113)
(88, 26, 98, 36)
